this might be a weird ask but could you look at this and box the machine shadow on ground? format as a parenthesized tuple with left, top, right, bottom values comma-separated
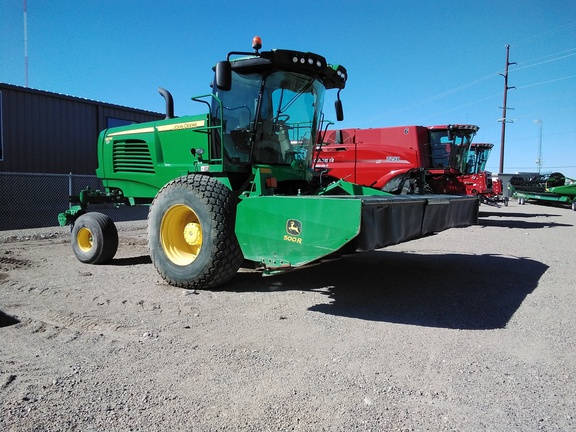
(0, 310, 20, 328)
(111, 255, 153, 266)
(230, 251, 548, 330)
(478, 211, 572, 229)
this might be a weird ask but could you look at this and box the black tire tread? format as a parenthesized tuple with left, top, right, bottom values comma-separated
(148, 175, 243, 289)
(71, 212, 118, 264)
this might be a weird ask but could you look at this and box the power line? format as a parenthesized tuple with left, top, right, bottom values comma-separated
(517, 47, 576, 67)
(517, 74, 576, 89)
(513, 21, 576, 47)
(514, 51, 576, 73)
(500, 127, 576, 143)
(350, 43, 576, 127)
(417, 92, 502, 122)
(353, 72, 499, 126)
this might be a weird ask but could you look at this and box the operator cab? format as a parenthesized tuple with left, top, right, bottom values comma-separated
(213, 70, 324, 166)
(428, 124, 479, 173)
(466, 143, 494, 174)
(211, 37, 346, 174)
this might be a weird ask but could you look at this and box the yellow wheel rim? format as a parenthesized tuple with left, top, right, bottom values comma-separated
(77, 227, 94, 252)
(160, 204, 203, 266)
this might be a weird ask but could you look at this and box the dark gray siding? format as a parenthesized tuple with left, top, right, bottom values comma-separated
(0, 83, 163, 174)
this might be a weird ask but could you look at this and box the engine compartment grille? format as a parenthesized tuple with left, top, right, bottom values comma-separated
(112, 141, 155, 174)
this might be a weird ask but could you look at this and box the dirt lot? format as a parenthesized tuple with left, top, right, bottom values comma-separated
(1, 201, 575, 431)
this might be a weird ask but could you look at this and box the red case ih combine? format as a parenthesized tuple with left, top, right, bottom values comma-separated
(315, 124, 505, 205)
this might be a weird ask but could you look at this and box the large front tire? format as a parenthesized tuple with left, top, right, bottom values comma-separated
(71, 212, 118, 264)
(147, 175, 243, 290)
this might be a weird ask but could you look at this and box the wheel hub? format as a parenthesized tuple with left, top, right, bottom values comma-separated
(77, 227, 94, 252)
(184, 222, 202, 246)
(160, 204, 203, 266)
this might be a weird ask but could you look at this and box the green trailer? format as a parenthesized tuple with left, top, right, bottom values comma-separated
(58, 37, 479, 289)
(512, 172, 576, 211)
(516, 185, 576, 211)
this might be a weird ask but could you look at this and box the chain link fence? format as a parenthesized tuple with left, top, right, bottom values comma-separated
(0, 172, 148, 237)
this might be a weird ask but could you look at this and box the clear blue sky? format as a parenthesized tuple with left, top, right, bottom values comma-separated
(1, 0, 575, 178)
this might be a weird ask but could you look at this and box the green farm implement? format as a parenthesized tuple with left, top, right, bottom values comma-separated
(511, 172, 576, 211)
(58, 37, 479, 289)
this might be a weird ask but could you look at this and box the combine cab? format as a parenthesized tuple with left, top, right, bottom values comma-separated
(461, 143, 506, 206)
(58, 37, 479, 289)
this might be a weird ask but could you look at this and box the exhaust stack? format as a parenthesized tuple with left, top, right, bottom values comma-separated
(158, 87, 175, 119)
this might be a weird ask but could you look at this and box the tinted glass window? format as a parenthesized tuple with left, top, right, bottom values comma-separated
(107, 117, 135, 128)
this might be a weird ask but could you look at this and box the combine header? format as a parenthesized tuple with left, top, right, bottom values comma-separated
(58, 37, 478, 289)
(511, 172, 576, 210)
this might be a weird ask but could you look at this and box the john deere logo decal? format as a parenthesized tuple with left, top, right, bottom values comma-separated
(286, 220, 302, 236)
(284, 219, 303, 244)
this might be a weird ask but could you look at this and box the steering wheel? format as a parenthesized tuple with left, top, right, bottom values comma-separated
(275, 114, 291, 124)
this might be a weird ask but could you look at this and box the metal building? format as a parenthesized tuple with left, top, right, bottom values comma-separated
(0, 83, 163, 174)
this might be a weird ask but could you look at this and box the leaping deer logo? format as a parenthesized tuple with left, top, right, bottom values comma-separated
(286, 220, 302, 236)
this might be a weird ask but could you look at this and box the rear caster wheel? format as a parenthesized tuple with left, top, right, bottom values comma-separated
(71, 212, 118, 264)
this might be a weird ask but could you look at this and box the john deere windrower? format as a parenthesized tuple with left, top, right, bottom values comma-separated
(58, 37, 478, 289)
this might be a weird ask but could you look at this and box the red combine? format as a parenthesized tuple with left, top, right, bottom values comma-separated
(315, 124, 504, 205)
(464, 142, 506, 205)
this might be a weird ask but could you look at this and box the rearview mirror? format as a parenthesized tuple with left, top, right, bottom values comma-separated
(215, 61, 232, 91)
(335, 99, 344, 121)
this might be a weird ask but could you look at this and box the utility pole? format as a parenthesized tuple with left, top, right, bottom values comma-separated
(498, 44, 516, 174)
(24, 0, 29, 87)
(534, 119, 543, 174)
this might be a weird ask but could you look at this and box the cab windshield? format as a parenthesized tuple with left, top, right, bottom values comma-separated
(214, 70, 325, 166)
(465, 146, 491, 174)
(429, 129, 475, 172)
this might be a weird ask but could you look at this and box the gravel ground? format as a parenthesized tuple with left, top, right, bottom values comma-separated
(1, 200, 575, 431)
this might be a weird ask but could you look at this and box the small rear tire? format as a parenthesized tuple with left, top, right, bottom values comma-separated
(71, 212, 118, 264)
